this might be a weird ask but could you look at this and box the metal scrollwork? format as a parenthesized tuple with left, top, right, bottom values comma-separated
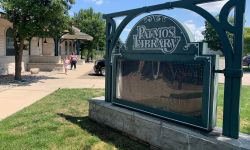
(103, 0, 246, 139)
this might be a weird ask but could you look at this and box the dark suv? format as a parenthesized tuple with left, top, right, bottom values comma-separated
(94, 59, 105, 76)
(243, 55, 250, 67)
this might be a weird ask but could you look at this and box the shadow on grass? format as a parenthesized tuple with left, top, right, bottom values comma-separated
(57, 113, 149, 150)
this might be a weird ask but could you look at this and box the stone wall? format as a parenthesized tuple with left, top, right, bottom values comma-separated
(60, 40, 76, 56)
(60, 41, 66, 56)
(0, 16, 66, 74)
(29, 56, 62, 63)
(0, 18, 12, 56)
(59, 42, 66, 56)
(30, 37, 43, 56)
(89, 98, 250, 150)
(0, 17, 30, 75)
(0, 55, 29, 75)
(42, 38, 54, 56)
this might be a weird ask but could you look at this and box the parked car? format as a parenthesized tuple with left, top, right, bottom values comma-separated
(243, 55, 250, 67)
(94, 59, 105, 76)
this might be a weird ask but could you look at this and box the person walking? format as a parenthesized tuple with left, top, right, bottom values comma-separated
(70, 52, 78, 70)
(64, 56, 70, 75)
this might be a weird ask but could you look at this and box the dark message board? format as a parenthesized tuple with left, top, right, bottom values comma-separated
(111, 14, 218, 130)
(104, 0, 246, 139)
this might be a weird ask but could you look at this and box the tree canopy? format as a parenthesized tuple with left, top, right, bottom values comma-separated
(203, 16, 249, 56)
(0, 0, 74, 80)
(0, 0, 74, 39)
(73, 8, 106, 52)
(203, 16, 234, 52)
(244, 27, 250, 56)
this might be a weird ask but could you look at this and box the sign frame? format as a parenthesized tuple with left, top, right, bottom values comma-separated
(103, 0, 246, 138)
(111, 52, 218, 130)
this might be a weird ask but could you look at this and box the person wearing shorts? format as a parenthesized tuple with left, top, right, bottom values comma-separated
(70, 52, 78, 70)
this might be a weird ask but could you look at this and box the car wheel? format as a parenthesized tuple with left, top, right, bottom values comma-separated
(248, 63, 250, 68)
(101, 67, 105, 76)
(94, 68, 99, 74)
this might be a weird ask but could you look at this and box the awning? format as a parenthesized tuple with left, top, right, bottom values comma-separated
(61, 26, 93, 41)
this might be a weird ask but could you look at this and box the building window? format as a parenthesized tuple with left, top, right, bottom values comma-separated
(6, 28, 15, 56)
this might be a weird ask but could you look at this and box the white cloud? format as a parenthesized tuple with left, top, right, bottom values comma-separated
(115, 19, 123, 26)
(84, 0, 103, 5)
(198, 0, 228, 13)
(184, 20, 205, 42)
(69, 11, 74, 17)
(124, 28, 131, 32)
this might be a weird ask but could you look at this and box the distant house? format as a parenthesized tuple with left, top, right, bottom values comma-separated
(0, 13, 93, 75)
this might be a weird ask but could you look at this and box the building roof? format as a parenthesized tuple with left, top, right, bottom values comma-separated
(61, 26, 93, 41)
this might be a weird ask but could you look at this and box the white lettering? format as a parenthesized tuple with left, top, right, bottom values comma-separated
(133, 25, 181, 53)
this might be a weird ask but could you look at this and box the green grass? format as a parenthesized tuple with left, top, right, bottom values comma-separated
(243, 67, 250, 72)
(0, 89, 149, 150)
(0, 86, 250, 150)
(217, 84, 250, 134)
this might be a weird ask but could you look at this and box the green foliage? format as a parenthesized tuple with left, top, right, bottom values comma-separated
(243, 67, 250, 72)
(0, 0, 74, 80)
(73, 8, 106, 58)
(244, 27, 250, 56)
(0, 0, 73, 39)
(203, 16, 234, 52)
(203, 21, 222, 51)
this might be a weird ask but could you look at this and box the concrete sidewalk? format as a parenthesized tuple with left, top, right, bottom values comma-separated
(0, 63, 105, 120)
(218, 58, 250, 85)
(1, 59, 249, 121)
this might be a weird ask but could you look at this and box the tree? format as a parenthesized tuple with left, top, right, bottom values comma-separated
(0, 0, 75, 80)
(73, 8, 106, 61)
(244, 27, 250, 56)
(203, 16, 234, 52)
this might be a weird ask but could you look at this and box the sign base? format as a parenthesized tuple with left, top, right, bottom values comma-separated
(89, 97, 250, 150)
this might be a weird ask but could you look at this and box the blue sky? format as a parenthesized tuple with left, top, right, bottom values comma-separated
(0, 0, 249, 41)
(70, 0, 250, 42)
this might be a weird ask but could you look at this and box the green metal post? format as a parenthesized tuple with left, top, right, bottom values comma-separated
(105, 19, 112, 102)
(222, 0, 245, 138)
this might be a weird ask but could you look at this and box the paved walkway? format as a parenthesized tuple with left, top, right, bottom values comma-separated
(0, 59, 249, 121)
(0, 63, 104, 120)
(218, 58, 250, 85)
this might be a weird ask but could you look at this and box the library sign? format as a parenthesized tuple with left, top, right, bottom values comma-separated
(124, 15, 194, 54)
(132, 25, 181, 54)
(111, 14, 218, 130)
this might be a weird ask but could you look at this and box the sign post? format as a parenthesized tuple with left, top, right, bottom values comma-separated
(111, 14, 218, 130)
(103, 0, 246, 138)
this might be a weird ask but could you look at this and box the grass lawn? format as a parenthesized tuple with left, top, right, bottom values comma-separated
(0, 86, 249, 150)
(217, 84, 250, 134)
(0, 89, 149, 150)
(243, 67, 250, 72)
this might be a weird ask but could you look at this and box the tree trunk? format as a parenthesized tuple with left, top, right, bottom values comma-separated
(13, 29, 24, 80)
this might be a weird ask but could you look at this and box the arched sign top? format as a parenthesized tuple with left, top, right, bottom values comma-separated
(124, 14, 196, 54)
(104, 0, 246, 139)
